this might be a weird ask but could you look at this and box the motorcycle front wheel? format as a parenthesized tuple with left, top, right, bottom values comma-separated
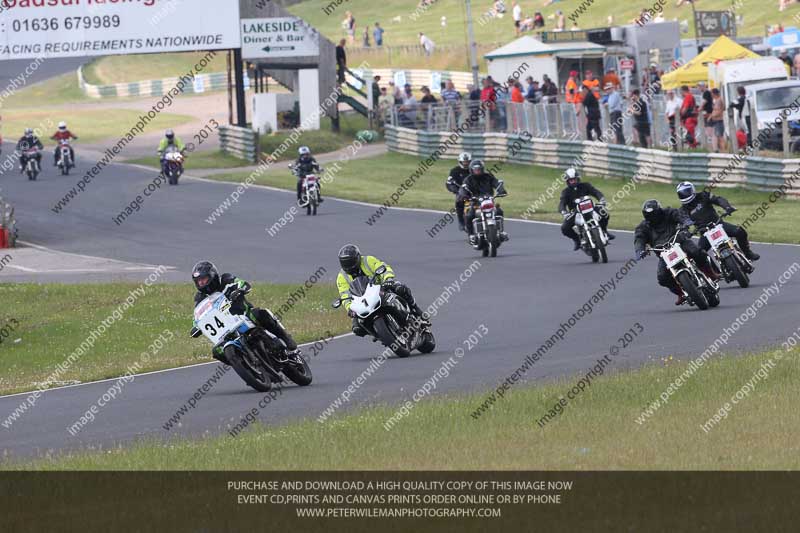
(487, 225, 499, 257)
(724, 255, 749, 288)
(417, 330, 436, 354)
(373, 315, 411, 358)
(283, 353, 313, 386)
(225, 345, 272, 392)
(677, 271, 709, 310)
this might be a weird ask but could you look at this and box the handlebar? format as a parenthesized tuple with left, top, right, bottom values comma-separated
(647, 229, 686, 254)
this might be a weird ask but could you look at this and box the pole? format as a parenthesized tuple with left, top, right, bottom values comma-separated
(465, 0, 480, 87)
(690, 0, 701, 54)
(233, 48, 247, 127)
(226, 50, 233, 125)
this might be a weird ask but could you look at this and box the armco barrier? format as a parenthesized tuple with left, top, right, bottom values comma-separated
(219, 125, 259, 164)
(385, 126, 799, 197)
(77, 66, 258, 99)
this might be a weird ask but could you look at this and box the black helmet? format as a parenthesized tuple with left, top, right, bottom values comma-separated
(564, 167, 580, 188)
(192, 261, 220, 294)
(642, 199, 664, 224)
(676, 181, 696, 205)
(338, 244, 362, 276)
(469, 159, 485, 175)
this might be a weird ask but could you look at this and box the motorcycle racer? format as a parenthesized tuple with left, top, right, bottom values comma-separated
(292, 146, 323, 202)
(558, 167, 614, 251)
(16, 128, 43, 173)
(50, 121, 78, 167)
(446, 152, 472, 231)
(157, 129, 186, 175)
(458, 160, 508, 246)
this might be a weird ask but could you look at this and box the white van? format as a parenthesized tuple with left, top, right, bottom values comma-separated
(745, 80, 800, 151)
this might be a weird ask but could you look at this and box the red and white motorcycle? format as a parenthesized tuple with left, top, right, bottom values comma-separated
(648, 230, 720, 310)
(571, 195, 609, 263)
(57, 139, 74, 176)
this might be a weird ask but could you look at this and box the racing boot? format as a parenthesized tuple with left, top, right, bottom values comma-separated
(572, 238, 581, 251)
(468, 234, 479, 248)
(700, 262, 720, 282)
(742, 246, 760, 261)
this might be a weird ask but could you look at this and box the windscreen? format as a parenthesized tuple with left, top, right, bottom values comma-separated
(756, 86, 800, 111)
(348, 276, 369, 297)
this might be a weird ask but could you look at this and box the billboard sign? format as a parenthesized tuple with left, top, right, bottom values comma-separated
(0, 0, 241, 60)
(241, 17, 320, 59)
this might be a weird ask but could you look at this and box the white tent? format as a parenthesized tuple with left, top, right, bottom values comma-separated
(484, 35, 605, 85)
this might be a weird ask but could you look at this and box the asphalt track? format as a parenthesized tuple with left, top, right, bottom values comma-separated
(0, 142, 798, 460)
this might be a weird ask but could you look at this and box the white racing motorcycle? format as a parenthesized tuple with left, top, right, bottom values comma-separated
(298, 173, 321, 216)
(332, 266, 435, 358)
(468, 192, 508, 258)
(648, 230, 720, 310)
(694, 213, 754, 288)
(57, 139, 74, 176)
(192, 283, 312, 392)
(570, 195, 609, 263)
(162, 146, 184, 185)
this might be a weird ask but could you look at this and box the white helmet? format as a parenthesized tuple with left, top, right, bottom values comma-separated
(563, 167, 580, 187)
(458, 152, 472, 167)
(58, 121, 67, 130)
(676, 181, 696, 204)
(298, 146, 311, 156)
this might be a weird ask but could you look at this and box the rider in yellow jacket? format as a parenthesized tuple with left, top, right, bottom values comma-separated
(336, 244, 428, 336)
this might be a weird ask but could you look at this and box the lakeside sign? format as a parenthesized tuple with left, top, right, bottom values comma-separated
(241, 17, 320, 59)
(0, 0, 241, 60)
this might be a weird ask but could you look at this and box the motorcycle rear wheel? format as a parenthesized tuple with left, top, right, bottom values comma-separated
(225, 345, 272, 392)
(677, 271, 709, 310)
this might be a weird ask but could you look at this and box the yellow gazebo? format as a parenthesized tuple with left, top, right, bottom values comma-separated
(660, 35, 760, 90)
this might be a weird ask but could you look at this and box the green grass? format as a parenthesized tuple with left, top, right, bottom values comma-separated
(289, 0, 789, 56)
(206, 151, 798, 244)
(81, 52, 229, 85)
(1, 108, 193, 144)
(11, 344, 800, 470)
(125, 150, 254, 170)
(260, 112, 375, 161)
(0, 282, 348, 396)
(0, 72, 89, 110)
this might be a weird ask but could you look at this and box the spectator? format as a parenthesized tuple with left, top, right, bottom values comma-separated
(565, 70, 580, 107)
(604, 82, 625, 144)
(664, 89, 682, 151)
(779, 50, 791, 68)
(335, 39, 347, 84)
(495, 79, 509, 130)
(680, 84, 698, 148)
(480, 78, 498, 130)
(631, 89, 651, 148)
(373, 22, 384, 47)
(710, 87, 726, 152)
(699, 82, 713, 146)
(419, 32, 435, 56)
(389, 80, 402, 102)
(398, 84, 418, 127)
(343, 11, 356, 45)
(511, 80, 525, 103)
(542, 75, 558, 103)
(512, 1, 522, 35)
(441, 80, 461, 103)
(793, 52, 800, 77)
(582, 70, 600, 100)
(648, 64, 661, 95)
(581, 85, 602, 140)
(525, 76, 539, 103)
(362, 26, 371, 47)
(371, 75, 381, 109)
(468, 84, 481, 100)
(533, 12, 545, 28)
(602, 68, 621, 91)
(730, 85, 751, 148)
(378, 86, 394, 124)
(555, 10, 565, 31)
(420, 85, 437, 104)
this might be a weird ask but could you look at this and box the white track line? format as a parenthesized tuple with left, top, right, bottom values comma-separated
(0, 332, 355, 400)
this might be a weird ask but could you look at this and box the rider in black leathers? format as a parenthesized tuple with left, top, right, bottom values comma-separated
(634, 199, 718, 305)
(16, 128, 43, 173)
(190, 261, 300, 362)
(458, 160, 508, 246)
(446, 152, 472, 231)
(292, 146, 323, 202)
(558, 167, 614, 251)
(676, 181, 760, 261)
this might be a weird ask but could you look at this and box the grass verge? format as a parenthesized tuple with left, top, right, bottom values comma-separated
(81, 52, 228, 85)
(1, 108, 193, 144)
(206, 151, 798, 244)
(10, 344, 799, 470)
(125, 150, 254, 170)
(259, 113, 374, 161)
(0, 282, 348, 396)
(0, 73, 90, 111)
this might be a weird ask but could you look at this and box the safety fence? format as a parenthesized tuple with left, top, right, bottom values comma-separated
(385, 125, 799, 197)
(218, 125, 260, 163)
(353, 68, 478, 94)
(0, 194, 17, 248)
(77, 66, 260, 99)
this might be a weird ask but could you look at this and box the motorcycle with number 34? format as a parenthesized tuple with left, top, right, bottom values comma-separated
(191, 283, 312, 392)
(332, 265, 436, 358)
(646, 230, 721, 311)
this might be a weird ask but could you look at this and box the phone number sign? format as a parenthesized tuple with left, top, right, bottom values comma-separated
(0, 0, 241, 60)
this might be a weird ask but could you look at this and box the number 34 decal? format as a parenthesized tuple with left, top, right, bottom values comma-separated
(204, 315, 226, 336)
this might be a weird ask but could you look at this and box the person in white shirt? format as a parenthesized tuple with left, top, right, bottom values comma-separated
(419, 32, 435, 56)
(664, 90, 683, 151)
(512, 1, 522, 35)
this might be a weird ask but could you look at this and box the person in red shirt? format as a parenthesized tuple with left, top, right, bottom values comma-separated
(480, 77, 497, 131)
(679, 85, 698, 148)
(50, 121, 78, 166)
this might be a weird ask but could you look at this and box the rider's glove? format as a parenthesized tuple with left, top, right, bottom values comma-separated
(561, 211, 570, 220)
(636, 250, 648, 260)
(725, 207, 737, 215)
(347, 309, 356, 318)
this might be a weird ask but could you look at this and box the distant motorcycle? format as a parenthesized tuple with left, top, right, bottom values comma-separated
(568, 196, 609, 263)
(192, 283, 312, 392)
(23, 148, 40, 181)
(694, 212, 754, 288)
(647, 230, 720, 310)
(468, 193, 508, 258)
(298, 173, 321, 216)
(57, 139, 74, 176)
(162, 146, 184, 185)
(332, 265, 435, 358)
